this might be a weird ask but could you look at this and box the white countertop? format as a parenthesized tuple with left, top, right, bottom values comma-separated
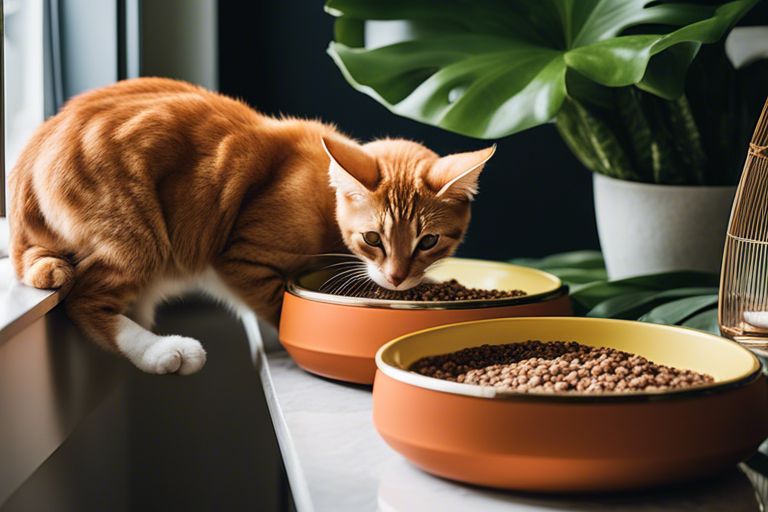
(0, 260, 764, 510)
(256, 346, 764, 512)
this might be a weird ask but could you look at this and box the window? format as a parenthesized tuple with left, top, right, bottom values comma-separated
(3, 0, 45, 218)
(1, 1, 5, 218)
(4, 0, 44, 170)
(0, 0, 146, 223)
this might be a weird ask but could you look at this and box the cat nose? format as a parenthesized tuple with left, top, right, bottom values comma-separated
(387, 271, 408, 287)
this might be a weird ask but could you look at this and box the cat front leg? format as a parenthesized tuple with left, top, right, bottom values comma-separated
(65, 255, 207, 375)
(213, 258, 286, 326)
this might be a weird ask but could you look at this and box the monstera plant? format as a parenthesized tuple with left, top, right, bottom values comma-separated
(326, 0, 766, 184)
(326, 0, 768, 279)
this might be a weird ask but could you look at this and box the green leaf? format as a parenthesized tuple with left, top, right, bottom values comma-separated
(328, 40, 568, 138)
(556, 96, 635, 179)
(545, 268, 609, 285)
(326, 0, 759, 139)
(642, 95, 688, 184)
(639, 295, 719, 325)
(510, 251, 607, 292)
(333, 17, 365, 47)
(587, 287, 718, 319)
(587, 290, 659, 318)
(510, 250, 605, 270)
(572, 282, 649, 309)
(614, 87, 656, 182)
(665, 95, 708, 184)
(565, 36, 659, 87)
(539, 251, 605, 269)
(569, 281, 612, 296)
(681, 308, 720, 334)
(638, 42, 700, 99)
(572, 271, 718, 309)
(508, 252, 725, 324)
(599, 271, 720, 290)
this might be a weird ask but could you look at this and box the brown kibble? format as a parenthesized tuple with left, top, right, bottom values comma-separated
(409, 340, 714, 395)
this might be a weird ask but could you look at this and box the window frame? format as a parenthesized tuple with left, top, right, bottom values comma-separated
(1, 0, 5, 218)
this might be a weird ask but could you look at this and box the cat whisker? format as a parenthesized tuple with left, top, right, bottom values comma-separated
(318, 260, 365, 272)
(318, 267, 367, 291)
(317, 263, 365, 281)
(348, 275, 374, 297)
(321, 269, 369, 295)
(334, 271, 370, 296)
(335, 272, 369, 296)
(358, 279, 378, 298)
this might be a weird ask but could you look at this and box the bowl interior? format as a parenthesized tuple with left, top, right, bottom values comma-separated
(377, 317, 761, 398)
(293, 256, 562, 306)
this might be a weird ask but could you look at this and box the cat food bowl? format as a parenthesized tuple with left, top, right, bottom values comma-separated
(279, 255, 571, 384)
(374, 317, 768, 492)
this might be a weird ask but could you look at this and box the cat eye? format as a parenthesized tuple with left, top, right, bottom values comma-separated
(417, 234, 439, 251)
(362, 231, 382, 247)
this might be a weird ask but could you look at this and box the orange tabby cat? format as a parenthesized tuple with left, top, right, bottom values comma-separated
(9, 77, 495, 374)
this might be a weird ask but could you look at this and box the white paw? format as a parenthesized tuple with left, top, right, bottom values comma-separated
(141, 336, 207, 375)
(115, 316, 207, 375)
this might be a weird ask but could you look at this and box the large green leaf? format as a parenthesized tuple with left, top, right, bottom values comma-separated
(555, 96, 636, 179)
(681, 308, 720, 334)
(326, 0, 758, 139)
(572, 271, 719, 309)
(510, 250, 604, 270)
(587, 287, 718, 319)
(510, 251, 726, 332)
(639, 295, 719, 325)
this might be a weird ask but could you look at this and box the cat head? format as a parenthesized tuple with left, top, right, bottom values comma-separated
(322, 136, 495, 291)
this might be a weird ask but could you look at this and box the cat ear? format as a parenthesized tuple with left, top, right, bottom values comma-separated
(427, 145, 496, 201)
(321, 137, 379, 196)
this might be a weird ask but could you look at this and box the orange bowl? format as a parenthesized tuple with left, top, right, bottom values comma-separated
(278, 255, 572, 384)
(373, 317, 768, 492)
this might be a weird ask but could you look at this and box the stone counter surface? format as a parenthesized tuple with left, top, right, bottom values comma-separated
(253, 338, 763, 512)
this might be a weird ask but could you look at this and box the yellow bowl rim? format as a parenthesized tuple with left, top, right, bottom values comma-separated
(286, 254, 565, 310)
(375, 317, 763, 403)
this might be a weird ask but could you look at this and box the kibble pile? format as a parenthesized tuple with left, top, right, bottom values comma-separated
(331, 279, 525, 301)
(409, 341, 714, 393)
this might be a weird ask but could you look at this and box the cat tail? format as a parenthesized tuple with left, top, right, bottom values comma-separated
(17, 246, 74, 290)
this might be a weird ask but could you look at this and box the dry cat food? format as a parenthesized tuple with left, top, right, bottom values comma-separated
(409, 341, 714, 393)
(329, 278, 525, 301)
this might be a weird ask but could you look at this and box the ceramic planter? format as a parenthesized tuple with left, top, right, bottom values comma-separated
(593, 173, 736, 279)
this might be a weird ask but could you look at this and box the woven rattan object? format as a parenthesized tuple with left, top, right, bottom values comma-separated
(719, 98, 768, 351)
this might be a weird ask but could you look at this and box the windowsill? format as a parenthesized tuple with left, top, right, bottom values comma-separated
(0, 217, 7, 258)
(0, 219, 65, 344)
(0, 257, 64, 345)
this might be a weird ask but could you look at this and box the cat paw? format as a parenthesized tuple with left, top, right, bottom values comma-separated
(24, 256, 73, 289)
(141, 336, 207, 375)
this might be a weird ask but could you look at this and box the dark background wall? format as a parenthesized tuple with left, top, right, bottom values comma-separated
(218, 1, 600, 260)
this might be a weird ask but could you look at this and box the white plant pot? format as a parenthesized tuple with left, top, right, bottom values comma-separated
(593, 173, 737, 280)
